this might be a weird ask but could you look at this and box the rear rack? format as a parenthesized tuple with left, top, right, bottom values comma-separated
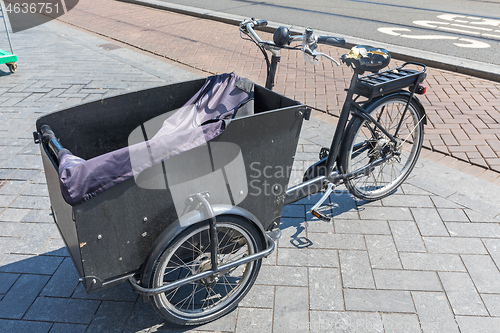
(355, 62, 427, 99)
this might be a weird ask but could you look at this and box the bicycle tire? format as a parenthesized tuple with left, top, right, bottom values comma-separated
(339, 94, 425, 201)
(149, 215, 263, 325)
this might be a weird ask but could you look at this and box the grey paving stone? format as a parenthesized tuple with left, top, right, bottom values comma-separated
(437, 208, 470, 222)
(310, 311, 383, 333)
(0, 319, 52, 333)
(374, 270, 441, 291)
(281, 204, 306, 218)
(21, 183, 49, 197)
(0, 222, 33, 237)
(72, 282, 138, 302)
(238, 284, 274, 309)
(464, 209, 500, 223)
(329, 190, 359, 217)
(9, 169, 42, 181)
(381, 313, 421, 333)
(21, 209, 54, 223)
(412, 291, 459, 333)
(12, 223, 58, 255)
(339, 250, 374, 289)
(277, 248, 338, 267)
(0, 195, 16, 208)
(0, 237, 21, 254)
(445, 222, 500, 238)
(49, 323, 88, 333)
(447, 191, 500, 220)
(333, 219, 390, 235)
(410, 207, 449, 236)
(456, 316, 500, 333)
(462, 255, 500, 293)
(307, 233, 366, 250)
(358, 206, 413, 221)
(484, 239, 500, 270)
(123, 301, 164, 329)
(423, 236, 487, 254)
(365, 235, 402, 269)
(305, 218, 334, 234)
(381, 194, 434, 208)
(24, 297, 101, 324)
(481, 294, 500, 317)
(0, 272, 19, 294)
(40, 238, 68, 257)
(0, 208, 31, 223)
(389, 220, 426, 252)
(41, 257, 79, 297)
(399, 253, 466, 272)
(0, 254, 64, 275)
(256, 265, 308, 287)
(236, 308, 272, 333)
(0, 274, 50, 319)
(273, 286, 308, 333)
(0, 180, 30, 195)
(344, 289, 415, 313)
(309, 267, 343, 311)
(86, 301, 135, 333)
(9, 195, 49, 210)
(401, 183, 433, 196)
(438, 272, 488, 316)
(278, 217, 307, 248)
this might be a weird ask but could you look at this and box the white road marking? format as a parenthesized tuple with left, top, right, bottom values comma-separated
(378, 13, 495, 48)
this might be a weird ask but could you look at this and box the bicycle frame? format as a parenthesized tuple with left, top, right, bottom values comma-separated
(240, 20, 426, 208)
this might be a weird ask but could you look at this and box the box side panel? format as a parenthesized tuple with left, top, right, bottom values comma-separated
(74, 178, 178, 285)
(40, 147, 84, 277)
(211, 104, 305, 230)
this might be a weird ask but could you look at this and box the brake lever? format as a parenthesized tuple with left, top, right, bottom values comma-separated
(312, 51, 340, 66)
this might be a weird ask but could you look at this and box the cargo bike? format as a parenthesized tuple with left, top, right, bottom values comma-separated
(34, 19, 427, 326)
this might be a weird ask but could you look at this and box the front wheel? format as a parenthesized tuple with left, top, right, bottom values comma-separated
(149, 215, 263, 325)
(339, 94, 425, 201)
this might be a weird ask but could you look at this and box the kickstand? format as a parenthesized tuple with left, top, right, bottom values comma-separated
(310, 183, 335, 222)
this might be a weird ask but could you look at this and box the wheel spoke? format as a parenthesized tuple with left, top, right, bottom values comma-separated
(152, 220, 261, 323)
(342, 97, 423, 200)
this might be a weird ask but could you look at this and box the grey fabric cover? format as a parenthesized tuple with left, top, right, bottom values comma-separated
(58, 73, 254, 206)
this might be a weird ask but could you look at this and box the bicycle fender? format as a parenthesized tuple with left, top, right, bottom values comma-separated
(139, 205, 267, 295)
(361, 91, 427, 125)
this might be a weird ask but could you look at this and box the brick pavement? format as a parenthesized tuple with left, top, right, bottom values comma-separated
(53, 0, 500, 177)
(0, 2, 500, 333)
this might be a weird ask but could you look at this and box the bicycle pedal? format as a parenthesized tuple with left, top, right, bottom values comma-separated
(309, 183, 334, 222)
(319, 147, 329, 159)
(311, 209, 332, 222)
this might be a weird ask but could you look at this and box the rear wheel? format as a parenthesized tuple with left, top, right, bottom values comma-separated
(150, 215, 263, 325)
(339, 94, 424, 200)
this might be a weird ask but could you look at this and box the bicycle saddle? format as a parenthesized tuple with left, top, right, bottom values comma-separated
(341, 45, 391, 73)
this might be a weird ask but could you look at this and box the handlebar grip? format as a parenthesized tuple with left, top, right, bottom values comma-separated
(40, 124, 64, 160)
(317, 36, 345, 47)
(253, 19, 268, 28)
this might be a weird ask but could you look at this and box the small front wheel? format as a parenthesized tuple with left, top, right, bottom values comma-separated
(7, 63, 17, 73)
(339, 94, 425, 201)
(150, 215, 263, 325)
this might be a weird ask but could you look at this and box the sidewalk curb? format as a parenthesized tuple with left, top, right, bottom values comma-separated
(119, 0, 500, 82)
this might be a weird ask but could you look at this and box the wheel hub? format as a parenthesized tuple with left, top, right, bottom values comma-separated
(196, 258, 221, 287)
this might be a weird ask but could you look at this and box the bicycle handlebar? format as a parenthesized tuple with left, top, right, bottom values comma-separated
(240, 18, 345, 64)
(317, 35, 345, 47)
(253, 19, 268, 28)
